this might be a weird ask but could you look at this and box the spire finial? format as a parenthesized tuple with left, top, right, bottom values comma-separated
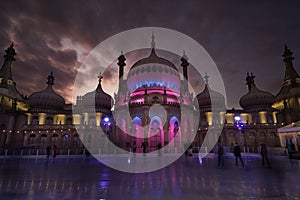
(4, 42, 17, 61)
(283, 44, 294, 61)
(182, 51, 189, 61)
(98, 72, 103, 83)
(47, 72, 55, 86)
(151, 32, 155, 49)
(204, 73, 209, 84)
(246, 72, 255, 91)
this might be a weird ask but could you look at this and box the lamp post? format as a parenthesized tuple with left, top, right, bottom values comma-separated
(234, 116, 246, 152)
(102, 117, 111, 136)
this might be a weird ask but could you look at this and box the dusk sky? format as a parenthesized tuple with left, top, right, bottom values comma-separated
(1, 1, 300, 108)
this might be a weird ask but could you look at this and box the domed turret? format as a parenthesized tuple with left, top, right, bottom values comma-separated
(82, 73, 112, 112)
(196, 73, 225, 111)
(239, 73, 274, 111)
(240, 85, 274, 111)
(28, 72, 65, 112)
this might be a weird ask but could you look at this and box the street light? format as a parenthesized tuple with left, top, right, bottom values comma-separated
(234, 115, 246, 152)
(103, 117, 109, 123)
(102, 116, 111, 135)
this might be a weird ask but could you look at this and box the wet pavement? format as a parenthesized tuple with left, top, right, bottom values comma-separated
(0, 154, 299, 200)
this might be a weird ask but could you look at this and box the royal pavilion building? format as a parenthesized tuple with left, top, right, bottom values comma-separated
(0, 40, 299, 155)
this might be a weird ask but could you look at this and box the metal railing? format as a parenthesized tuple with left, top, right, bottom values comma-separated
(0, 148, 85, 156)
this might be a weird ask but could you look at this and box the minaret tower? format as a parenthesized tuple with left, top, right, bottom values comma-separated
(282, 45, 299, 87)
(0, 43, 28, 113)
(273, 45, 300, 124)
(0, 42, 16, 88)
(117, 51, 126, 81)
(181, 51, 189, 81)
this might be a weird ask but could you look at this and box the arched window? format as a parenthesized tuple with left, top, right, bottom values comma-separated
(29, 134, 36, 145)
(73, 134, 80, 148)
(267, 114, 273, 124)
(259, 132, 266, 143)
(66, 117, 73, 125)
(46, 116, 53, 125)
(252, 115, 258, 124)
(62, 134, 70, 148)
(169, 116, 180, 134)
(132, 117, 142, 138)
(89, 116, 96, 126)
(32, 116, 39, 125)
(40, 134, 47, 147)
(52, 134, 59, 145)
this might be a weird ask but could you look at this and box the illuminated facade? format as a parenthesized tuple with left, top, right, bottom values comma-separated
(112, 38, 196, 152)
(0, 42, 300, 153)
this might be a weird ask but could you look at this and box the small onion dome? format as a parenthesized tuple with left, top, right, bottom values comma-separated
(239, 85, 274, 111)
(28, 72, 65, 111)
(196, 84, 225, 111)
(82, 74, 112, 111)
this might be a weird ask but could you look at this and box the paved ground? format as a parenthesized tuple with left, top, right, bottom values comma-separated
(0, 154, 299, 200)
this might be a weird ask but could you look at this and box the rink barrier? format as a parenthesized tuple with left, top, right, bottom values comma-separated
(0, 146, 287, 157)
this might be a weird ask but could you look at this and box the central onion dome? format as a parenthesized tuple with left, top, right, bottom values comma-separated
(239, 85, 274, 111)
(127, 48, 180, 92)
(28, 72, 65, 112)
(82, 74, 112, 112)
(131, 49, 178, 71)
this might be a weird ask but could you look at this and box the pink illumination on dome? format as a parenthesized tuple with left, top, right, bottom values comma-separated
(130, 88, 180, 97)
(130, 98, 144, 104)
(127, 63, 181, 93)
(167, 98, 179, 104)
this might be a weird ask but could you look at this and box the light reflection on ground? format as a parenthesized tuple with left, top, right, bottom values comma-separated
(0, 154, 299, 199)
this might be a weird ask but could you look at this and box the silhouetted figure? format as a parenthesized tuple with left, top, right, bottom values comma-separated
(260, 143, 271, 168)
(233, 143, 244, 166)
(291, 138, 296, 152)
(85, 148, 91, 157)
(157, 142, 162, 156)
(46, 146, 51, 157)
(132, 142, 137, 153)
(184, 143, 193, 156)
(141, 142, 146, 153)
(218, 145, 225, 167)
(52, 145, 57, 157)
(157, 142, 162, 150)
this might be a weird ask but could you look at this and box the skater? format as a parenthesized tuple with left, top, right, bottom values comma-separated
(156, 142, 162, 155)
(52, 145, 57, 157)
(217, 145, 224, 167)
(141, 142, 146, 154)
(233, 143, 244, 166)
(132, 141, 137, 153)
(260, 143, 271, 168)
(46, 145, 51, 157)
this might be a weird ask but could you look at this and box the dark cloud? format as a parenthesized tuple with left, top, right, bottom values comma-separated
(0, 0, 300, 107)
